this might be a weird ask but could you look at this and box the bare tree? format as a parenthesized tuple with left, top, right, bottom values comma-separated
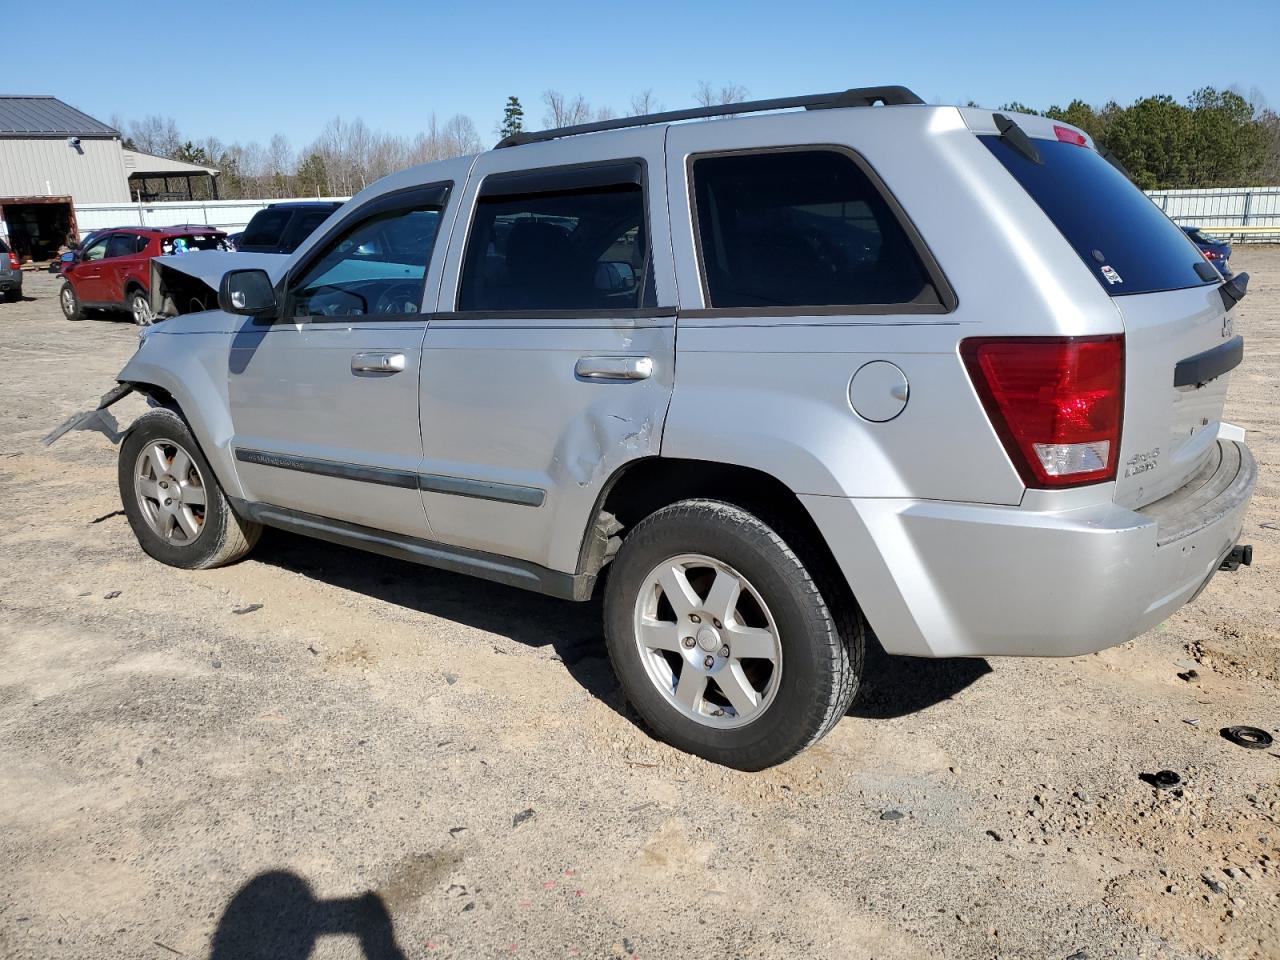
(694, 81, 750, 111)
(628, 89, 662, 116)
(129, 115, 183, 157)
(542, 90, 593, 127)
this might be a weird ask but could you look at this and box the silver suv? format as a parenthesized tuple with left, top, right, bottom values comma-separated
(109, 86, 1257, 769)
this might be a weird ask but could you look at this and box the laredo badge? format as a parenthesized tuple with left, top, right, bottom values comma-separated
(1100, 265, 1123, 285)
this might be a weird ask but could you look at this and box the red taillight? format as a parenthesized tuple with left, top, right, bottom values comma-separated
(7, 252, 18, 269)
(1053, 124, 1088, 147)
(1202, 249, 1221, 261)
(961, 336, 1124, 488)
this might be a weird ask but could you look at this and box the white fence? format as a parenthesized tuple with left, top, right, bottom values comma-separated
(73, 187, 1280, 242)
(73, 196, 350, 237)
(1146, 186, 1280, 241)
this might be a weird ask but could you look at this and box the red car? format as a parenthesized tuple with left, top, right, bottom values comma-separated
(60, 226, 227, 324)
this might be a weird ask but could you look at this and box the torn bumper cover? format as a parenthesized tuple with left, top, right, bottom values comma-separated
(43, 382, 134, 445)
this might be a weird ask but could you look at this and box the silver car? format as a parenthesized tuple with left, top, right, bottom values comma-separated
(0, 237, 22, 302)
(108, 86, 1257, 769)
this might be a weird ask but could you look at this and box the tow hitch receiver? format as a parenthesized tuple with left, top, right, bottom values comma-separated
(1219, 544, 1253, 572)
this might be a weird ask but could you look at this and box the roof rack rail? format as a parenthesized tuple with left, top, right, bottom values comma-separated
(495, 85, 924, 149)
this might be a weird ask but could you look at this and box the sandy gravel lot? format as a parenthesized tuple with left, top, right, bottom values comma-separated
(1, 250, 1278, 960)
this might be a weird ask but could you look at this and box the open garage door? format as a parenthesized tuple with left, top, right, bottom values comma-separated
(0, 196, 76, 262)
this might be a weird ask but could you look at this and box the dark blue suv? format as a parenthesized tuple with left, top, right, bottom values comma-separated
(1180, 226, 1232, 277)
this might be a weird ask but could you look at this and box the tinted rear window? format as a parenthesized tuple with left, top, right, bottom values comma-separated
(981, 136, 1216, 296)
(279, 208, 336, 253)
(691, 150, 937, 309)
(240, 208, 292, 249)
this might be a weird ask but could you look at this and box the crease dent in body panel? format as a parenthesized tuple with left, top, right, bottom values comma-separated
(550, 404, 656, 488)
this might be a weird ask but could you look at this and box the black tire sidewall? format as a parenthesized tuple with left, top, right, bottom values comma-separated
(604, 501, 846, 769)
(118, 411, 234, 569)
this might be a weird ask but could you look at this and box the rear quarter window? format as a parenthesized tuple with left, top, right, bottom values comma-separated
(690, 149, 942, 310)
(240, 208, 291, 249)
(981, 136, 1216, 296)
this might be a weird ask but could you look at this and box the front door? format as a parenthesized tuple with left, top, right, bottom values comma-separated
(73, 233, 111, 302)
(420, 129, 677, 575)
(227, 182, 455, 539)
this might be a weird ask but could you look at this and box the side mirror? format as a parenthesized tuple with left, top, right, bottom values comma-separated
(594, 261, 637, 293)
(219, 269, 277, 317)
(60, 252, 76, 263)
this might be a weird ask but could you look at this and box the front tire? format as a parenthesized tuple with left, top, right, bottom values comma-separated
(603, 499, 862, 770)
(118, 409, 260, 569)
(60, 282, 83, 320)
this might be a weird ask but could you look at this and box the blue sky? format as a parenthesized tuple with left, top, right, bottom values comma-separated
(14, 0, 1280, 150)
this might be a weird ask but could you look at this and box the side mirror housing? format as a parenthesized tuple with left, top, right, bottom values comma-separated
(219, 269, 277, 317)
(60, 252, 76, 263)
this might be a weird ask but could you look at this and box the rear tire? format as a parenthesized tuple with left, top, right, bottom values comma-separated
(3, 288, 19, 303)
(118, 409, 260, 569)
(603, 499, 862, 770)
(60, 282, 82, 320)
(128, 290, 153, 326)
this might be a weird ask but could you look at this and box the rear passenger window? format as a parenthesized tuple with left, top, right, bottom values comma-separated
(458, 167, 648, 312)
(691, 150, 938, 309)
(106, 234, 142, 259)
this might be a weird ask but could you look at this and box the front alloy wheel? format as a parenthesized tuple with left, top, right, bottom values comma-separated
(133, 440, 208, 544)
(130, 291, 153, 326)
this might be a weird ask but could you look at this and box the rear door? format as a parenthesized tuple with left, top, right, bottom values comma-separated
(227, 182, 456, 539)
(420, 129, 676, 573)
(979, 123, 1233, 507)
(103, 232, 150, 303)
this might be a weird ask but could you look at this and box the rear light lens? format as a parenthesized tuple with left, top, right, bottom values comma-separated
(7, 252, 18, 269)
(1053, 124, 1088, 147)
(961, 336, 1124, 488)
(1202, 249, 1221, 261)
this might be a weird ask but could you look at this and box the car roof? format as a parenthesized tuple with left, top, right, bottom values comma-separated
(265, 201, 343, 210)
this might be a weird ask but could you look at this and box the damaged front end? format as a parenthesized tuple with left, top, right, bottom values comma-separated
(149, 251, 285, 320)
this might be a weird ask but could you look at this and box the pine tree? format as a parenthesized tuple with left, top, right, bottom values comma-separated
(500, 96, 525, 140)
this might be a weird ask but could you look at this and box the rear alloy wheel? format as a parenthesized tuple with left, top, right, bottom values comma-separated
(60, 282, 83, 320)
(119, 409, 260, 569)
(129, 290, 153, 326)
(604, 499, 863, 770)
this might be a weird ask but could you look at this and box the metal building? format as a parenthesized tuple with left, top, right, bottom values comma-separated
(0, 96, 218, 261)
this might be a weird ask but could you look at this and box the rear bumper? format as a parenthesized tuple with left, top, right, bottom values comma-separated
(802, 438, 1256, 658)
(0, 275, 20, 290)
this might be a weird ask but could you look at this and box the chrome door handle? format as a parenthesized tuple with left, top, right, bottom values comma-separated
(351, 351, 406, 373)
(574, 356, 653, 381)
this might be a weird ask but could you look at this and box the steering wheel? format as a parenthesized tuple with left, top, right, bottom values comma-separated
(373, 282, 423, 315)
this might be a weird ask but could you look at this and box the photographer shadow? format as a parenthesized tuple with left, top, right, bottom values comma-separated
(210, 871, 406, 960)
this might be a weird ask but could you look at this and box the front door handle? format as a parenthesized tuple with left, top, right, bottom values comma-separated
(574, 356, 653, 381)
(351, 351, 406, 374)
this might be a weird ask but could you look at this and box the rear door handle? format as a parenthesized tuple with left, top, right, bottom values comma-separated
(351, 351, 407, 374)
(574, 356, 653, 381)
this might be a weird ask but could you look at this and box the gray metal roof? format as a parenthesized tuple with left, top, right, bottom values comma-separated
(0, 96, 120, 139)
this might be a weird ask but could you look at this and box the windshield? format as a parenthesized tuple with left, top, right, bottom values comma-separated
(981, 135, 1217, 296)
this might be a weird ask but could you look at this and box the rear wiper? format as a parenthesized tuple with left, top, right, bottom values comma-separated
(992, 113, 1043, 165)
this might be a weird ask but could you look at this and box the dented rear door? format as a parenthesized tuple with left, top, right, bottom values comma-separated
(418, 128, 676, 574)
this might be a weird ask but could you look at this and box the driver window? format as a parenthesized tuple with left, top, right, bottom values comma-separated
(288, 205, 443, 318)
(82, 237, 109, 262)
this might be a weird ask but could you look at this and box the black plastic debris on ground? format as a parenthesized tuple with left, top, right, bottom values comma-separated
(1140, 770, 1182, 791)
(232, 604, 263, 615)
(1221, 725, 1274, 750)
(512, 808, 535, 828)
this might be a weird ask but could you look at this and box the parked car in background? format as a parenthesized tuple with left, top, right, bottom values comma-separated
(224, 231, 244, 251)
(60, 226, 227, 324)
(105, 87, 1255, 770)
(1181, 225, 1232, 277)
(0, 238, 23, 301)
(234, 201, 342, 254)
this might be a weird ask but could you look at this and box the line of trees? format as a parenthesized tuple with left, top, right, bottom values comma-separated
(111, 83, 1280, 202)
(990, 86, 1280, 189)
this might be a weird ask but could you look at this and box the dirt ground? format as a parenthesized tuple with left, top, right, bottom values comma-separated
(1, 250, 1278, 960)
